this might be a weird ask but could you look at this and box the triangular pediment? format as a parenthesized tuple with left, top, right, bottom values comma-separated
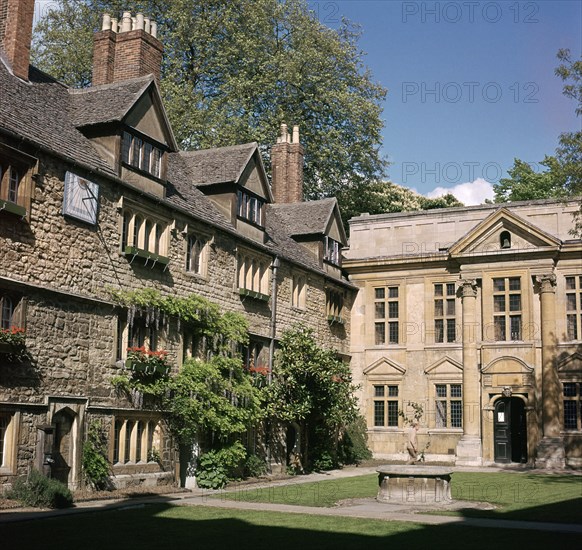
(125, 84, 177, 150)
(558, 352, 582, 373)
(364, 357, 406, 376)
(482, 356, 533, 374)
(449, 208, 561, 257)
(424, 356, 463, 375)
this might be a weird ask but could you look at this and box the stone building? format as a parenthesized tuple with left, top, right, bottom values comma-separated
(0, 1, 354, 490)
(344, 199, 582, 468)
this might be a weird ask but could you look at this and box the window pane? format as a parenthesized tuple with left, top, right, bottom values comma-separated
(509, 277, 521, 291)
(388, 385, 398, 397)
(450, 385, 462, 398)
(387, 401, 399, 426)
(434, 284, 443, 297)
(563, 383, 577, 397)
(375, 288, 385, 300)
(374, 385, 385, 397)
(510, 315, 522, 340)
(388, 301, 399, 318)
(122, 132, 132, 163)
(494, 316, 506, 341)
(375, 302, 385, 318)
(375, 323, 385, 345)
(565, 276, 575, 290)
(451, 401, 462, 428)
(566, 294, 577, 311)
(374, 401, 385, 426)
(446, 319, 456, 342)
(494, 295, 505, 312)
(446, 299, 455, 316)
(388, 322, 398, 344)
(8, 167, 19, 203)
(435, 319, 444, 343)
(509, 294, 521, 312)
(493, 278, 505, 292)
(446, 283, 456, 296)
(436, 384, 447, 398)
(434, 300, 443, 317)
(566, 315, 578, 341)
(436, 400, 446, 428)
(563, 400, 578, 430)
(388, 287, 398, 298)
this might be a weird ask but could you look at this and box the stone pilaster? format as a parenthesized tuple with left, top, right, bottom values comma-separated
(534, 273, 565, 468)
(455, 279, 483, 466)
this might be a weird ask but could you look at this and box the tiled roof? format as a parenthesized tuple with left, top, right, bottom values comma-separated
(0, 61, 114, 175)
(69, 75, 153, 127)
(269, 199, 337, 238)
(177, 143, 257, 186)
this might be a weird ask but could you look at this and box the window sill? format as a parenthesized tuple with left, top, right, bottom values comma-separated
(0, 199, 27, 218)
(124, 246, 169, 268)
(327, 315, 345, 325)
(239, 288, 270, 302)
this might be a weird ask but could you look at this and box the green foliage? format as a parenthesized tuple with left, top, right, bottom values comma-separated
(338, 416, 372, 465)
(32, 0, 387, 205)
(244, 454, 268, 478)
(311, 451, 335, 472)
(8, 469, 73, 509)
(196, 441, 247, 489)
(82, 420, 111, 490)
(265, 325, 359, 468)
(398, 401, 424, 426)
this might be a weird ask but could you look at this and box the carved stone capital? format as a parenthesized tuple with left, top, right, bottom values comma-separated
(459, 279, 478, 299)
(535, 273, 557, 294)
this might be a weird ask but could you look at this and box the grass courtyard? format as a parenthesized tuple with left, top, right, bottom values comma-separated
(1, 472, 580, 549)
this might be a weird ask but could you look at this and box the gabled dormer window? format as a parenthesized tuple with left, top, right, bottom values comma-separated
(324, 236, 341, 266)
(122, 131, 163, 179)
(237, 190, 265, 227)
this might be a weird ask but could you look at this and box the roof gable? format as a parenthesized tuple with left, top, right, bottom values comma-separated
(449, 208, 561, 257)
(238, 150, 273, 202)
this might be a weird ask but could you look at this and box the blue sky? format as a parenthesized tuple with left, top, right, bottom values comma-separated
(35, 1, 581, 204)
(308, 0, 582, 203)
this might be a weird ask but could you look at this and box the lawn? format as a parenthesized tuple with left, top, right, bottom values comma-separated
(219, 471, 582, 523)
(1, 504, 580, 550)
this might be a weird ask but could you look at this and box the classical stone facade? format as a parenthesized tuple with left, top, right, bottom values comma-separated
(0, 3, 354, 490)
(344, 200, 582, 468)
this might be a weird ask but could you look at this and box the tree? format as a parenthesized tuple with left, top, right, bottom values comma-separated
(493, 156, 566, 203)
(32, 0, 387, 201)
(264, 325, 359, 470)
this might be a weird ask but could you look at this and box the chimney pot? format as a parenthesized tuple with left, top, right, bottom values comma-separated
(102, 13, 111, 31)
(136, 13, 145, 31)
(111, 18, 119, 32)
(121, 12, 132, 32)
(150, 21, 158, 38)
(292, 125, 299, 144)
(144, 17, 151, 33)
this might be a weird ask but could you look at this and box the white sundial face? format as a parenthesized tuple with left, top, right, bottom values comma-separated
(63, 172, 99, 225)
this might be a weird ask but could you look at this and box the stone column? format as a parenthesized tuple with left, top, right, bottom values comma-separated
(534, 274, 565, 467)
(455, 279, 483, 466)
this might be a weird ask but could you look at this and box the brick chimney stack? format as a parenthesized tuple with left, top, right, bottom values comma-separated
(271, 123, 304, 203)
(92, 11, 163, 86)
(0, 0, 35, 81)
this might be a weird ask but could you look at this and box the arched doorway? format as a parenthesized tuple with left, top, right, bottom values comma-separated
(494, 397, 527, 463)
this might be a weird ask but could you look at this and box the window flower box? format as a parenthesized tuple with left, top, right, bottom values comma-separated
(0, 327, 26, 356)
(238, 288, 270, 302)
(327, 315, 345, 325)
(126, 347, 170, 375)
(124, 245, 169, 268)
(0, 199, 27, 218)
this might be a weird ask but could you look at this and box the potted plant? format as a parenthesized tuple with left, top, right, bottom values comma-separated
(126, 346, 170, 375)
(0, 327, 26, 354)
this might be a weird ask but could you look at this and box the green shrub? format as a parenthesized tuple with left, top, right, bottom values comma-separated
(8, 470, 73, 509)
(196, 441, 247, 489)
(339, 416, 373, 465)
(312, 451, 335, 472)
(244, 454, 268, 478)
(82, 420, 111, 490)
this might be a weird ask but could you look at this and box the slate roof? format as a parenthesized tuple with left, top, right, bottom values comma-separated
(177, 143, 257, 186)
(269, 199, 338, 238)
(69, 75, 153, 127)
(0, 60, 114, 176)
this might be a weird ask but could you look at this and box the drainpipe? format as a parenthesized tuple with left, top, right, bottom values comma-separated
(268, 256, 280, 384)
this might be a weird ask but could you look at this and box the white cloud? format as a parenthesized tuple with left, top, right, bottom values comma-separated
(427, 178, 494, 206)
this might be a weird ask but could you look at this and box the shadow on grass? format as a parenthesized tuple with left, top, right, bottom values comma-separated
(1, 497, 581, 550)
